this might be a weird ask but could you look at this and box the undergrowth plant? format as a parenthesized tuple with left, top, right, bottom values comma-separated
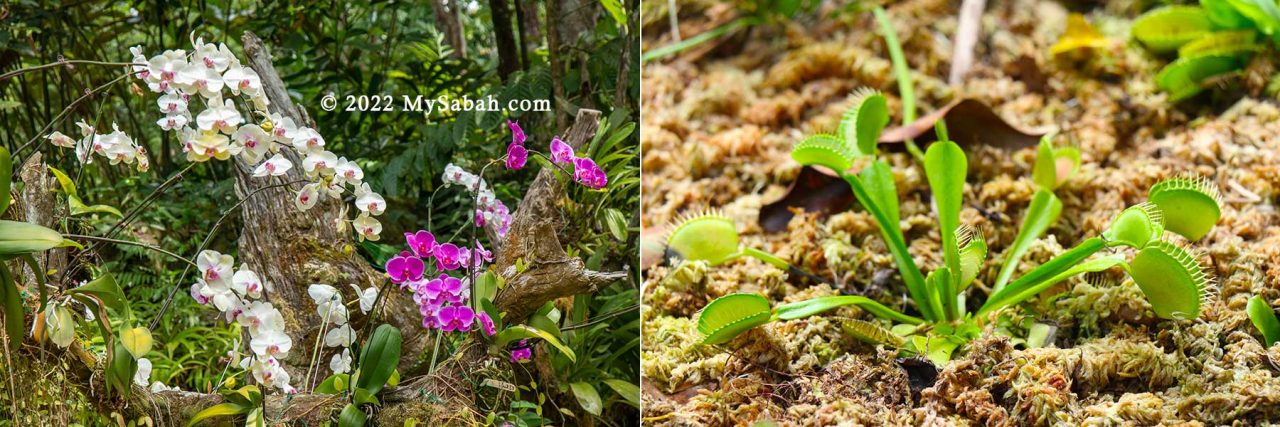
(1132, 0, 1280, 101)
(690, 90, 1223, 364)
(1248, 295, 1280, 347)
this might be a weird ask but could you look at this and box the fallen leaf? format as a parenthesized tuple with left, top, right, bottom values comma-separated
(759, 166, 854, 233)
(879, 98, 1049, 151)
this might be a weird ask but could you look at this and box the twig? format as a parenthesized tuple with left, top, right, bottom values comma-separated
(949, 0, 986, 86)
(0, 59, 133, 83)
(63, 234, 196, 268)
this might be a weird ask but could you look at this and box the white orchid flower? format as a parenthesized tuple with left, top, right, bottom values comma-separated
(295, 182, 321, 211)
(330, 348, 352, 374)
(223, 65, 262, 96)
(175, 63, 224, 98)
(157, 93, 188, 114)
(157, 113, 190, 131)
(146, 49, 186, 84)
(185, 130, 237, 162)
(303, 150, 338, 176)
(309, 284, 349, 325)
(250, 328, 292, 358)
(195, 98, 242, 134)
(267, 113, 297, 142)
(134, 358, 153, 387)
(354, 183, 386, 215)
(253, 153, 293, 177)
(353, 213, 381, 242)
(232, 266, 266, 299)
(333, 157, 363, 185)
(193, 40, 234, 72)
(324, 324, 356, 348)
(237, 301, 283, 337)
(197, 250, 235, 284)
(46, 131, 76, 148)
(348, 284, 378, 314)
(232, 124, 271, 163)
(291, 127, 325, 152)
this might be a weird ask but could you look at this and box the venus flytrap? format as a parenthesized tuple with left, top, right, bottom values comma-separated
(1248, 295, 1280, 347)
(695, 89, 1224, 364)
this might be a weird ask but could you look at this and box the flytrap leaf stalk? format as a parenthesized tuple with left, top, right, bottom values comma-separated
(692, 90, 1223, 364)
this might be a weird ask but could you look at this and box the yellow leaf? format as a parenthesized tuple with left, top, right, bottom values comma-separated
(1051, 14, 1107, 55)
(121, 326, 154, 358)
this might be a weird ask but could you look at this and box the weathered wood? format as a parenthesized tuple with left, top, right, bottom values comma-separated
(16, 153, 66, 286)
(235, 31, 426, 379)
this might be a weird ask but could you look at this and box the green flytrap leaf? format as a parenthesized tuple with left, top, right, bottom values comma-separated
(993, 190, 1062, 291)
(696, 293, 772, 345)
(665, 211, 741, 266)
(1202, 0, 1255, 29)
(858, 160, 900, 227)
(1132, 6, 1215, 53)
(841, 319, 904, 347)
(792, 134, 856, 172)
(1247, 295, 1280, 347)
(956, 226, 987, 289)
(1032, 136, 1081, 191)
(1178, 30, 1260, 57)
(924, 129, 967, 319)
(1129, 241, 1213, 320)
(1147, 176, 1221, 241)
(1156, 54, 1244, 102)
(837, 89, 889, 156)
(1102, 203, 1165, 248)
(1225, 0, 1280, 40)
(775, 295, 923, 325)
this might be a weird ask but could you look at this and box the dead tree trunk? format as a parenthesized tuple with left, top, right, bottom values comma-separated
(233, 31, 427, 379)
(430, 0, 468, 58)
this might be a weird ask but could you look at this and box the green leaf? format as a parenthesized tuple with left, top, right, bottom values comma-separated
(1102, 203, 1165, 248)
(106, 341, 137, 398)
(979, 237, 1108, 317)
(0, 220, 65, 256)
(693, 293, 772, 345)
(924, 138, 967, 317)
(603, 379, 640, 409)
(1146, 176, 1221, 241)
(1026, 322, 1056, 348)
(356, 324, 402, 394)
(494, 325, 578, 362)
(956, 226, 987, 289)
(1178, 30, 1260, 58)
(665, 212, 741, 266)
(0, 264, 22, 351)
(66, 273, 125, 313)
(49, 165, 121, 217)
(841, 318, 905, 347)
(994, 190, 1063, 292)
(475, 271, 499, 304)
(1132, 6, 1214, 53)
(19, 254, 49, 311)
(570, 382, 603, 416)
(910, 335, 961, 365)
(858, 160, 900, 228)
(1156, 54, 1244, 102)
(186, 402, 249, 427)
(353, 387, 379, 406)
(0, 146, 11, 215)
(121, 326, 154, 358)
(1248, 295, 1280, 347)
(604, 208, 628, 241)
(1203, 0, 1256, 29)
(843, 174, 936, 321)
(47, 165, 78, 198)
(1129, 241, 1211, 320)
(837, 89, 889, 156)
(791, 134, 856, 172)
(1032, 137, 1058, 190)
(314, 373, 351, 394)
(45, 304, 76, 348)
(774, 295, 922, 325)
(1225, 0, 1280, 38)
(338, 404, 368, 427)
(599, 0, 627, 30)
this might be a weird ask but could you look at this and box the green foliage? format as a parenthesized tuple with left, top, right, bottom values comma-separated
(791, 134, 856, 172)
(187, 385, 264, 427)
(355, 324, 402, 395)
(695, 293, 772, 345)
(1129, 241, 1212, 319)
(1133, 1, 1280, 101)
(1248, 295, 1280, 347)
(837, 89, 889, 157)
(1147, 176, 1222, 241)
(496, 325, 577, 363)
(1132, 6, 1215, 53)
(1102, 203, 1165, 248)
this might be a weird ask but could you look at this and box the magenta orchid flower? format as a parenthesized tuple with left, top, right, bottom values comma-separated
(385, 251, 425, 285)
(437, 305, 476, 332)
(435, 243, 464, 271)
(478, 311, 496, 336)
(505, 143, 527, 170)
(510, 339, 532, 362)
(405, 230, 437, 258)
(549, 137, 574, 165)
(508, 120, 526, 146)
(572, 157, 608, 189)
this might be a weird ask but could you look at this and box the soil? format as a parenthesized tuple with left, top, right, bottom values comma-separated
(640, 0, 1280, 425)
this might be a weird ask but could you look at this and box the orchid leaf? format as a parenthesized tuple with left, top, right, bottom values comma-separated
(0, 220, 65, 256)
(0, 264, 21, 351)
(495, 325, 577, 363)
(695, 293, 772, 345)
